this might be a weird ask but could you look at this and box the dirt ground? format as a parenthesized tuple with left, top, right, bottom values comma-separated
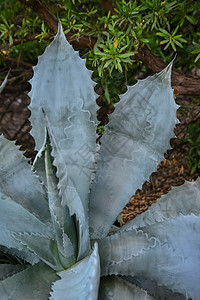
(0, 74, 199, 225)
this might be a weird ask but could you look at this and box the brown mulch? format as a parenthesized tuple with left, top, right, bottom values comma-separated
(0, 91, 36, 159)
(0, 83, 200, 225)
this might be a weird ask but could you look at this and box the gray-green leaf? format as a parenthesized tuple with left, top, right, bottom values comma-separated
(100, 215, 200, 299)
(0, 135, 50, 223)
(0, 191, 53, 252)
(0, 264, 29, 281)
(0, 192, 66, 269)
(44, 141, 76, 268)
(99, 276, 156, 300)
(0, 262, 58, 300)
(98, 228, 157, 276)
(29, 22, 97, 260)
(121, 178, 200, 231)
(50, 243, 100, 300)
(89, 63, 179, 239)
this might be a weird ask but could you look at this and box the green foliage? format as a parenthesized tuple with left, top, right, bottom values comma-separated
(0, 15, 15, 45)
(192, 33, 200, 62)
(35, 21, 50, 42)
(156, 25, 187, 51)
(171, 0, 198, 27)
(1, 0, 200, 95)
(0, 0, 199, 120)
(92, 34, 136, 76)
(140, 0, 178, 30)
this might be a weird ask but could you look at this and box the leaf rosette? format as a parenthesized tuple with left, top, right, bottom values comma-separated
(0, 23, 199, 300)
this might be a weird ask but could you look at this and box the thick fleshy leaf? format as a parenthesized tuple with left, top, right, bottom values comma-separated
(100, 215, 200, 299)
(0, 70, 9, 93)
(29, 22, 97, 260)
(99, 276, 156, 300)
(0, 262, 58, 299)
(120, 178, 200, 231)
(123, 276, 188, 300)
(32, 132, 48, 189)
(33, 138, 77, 266)
(50, 243, 100, 300)
(139, 213, 200, 266)
(0, 264, 28, 280)
(47, 119, 91, 260)
(14, 232, 66, 271)
(0, 191, 54, 251)
(29, 22, 97, 151)
(0, 192, 65, 270)
(44, 141, 76, 268)
(0, 135, 50, 223)
(89, 63, 179, 239)
(0, 245, 39, 265)
(98, 228, 156, 275)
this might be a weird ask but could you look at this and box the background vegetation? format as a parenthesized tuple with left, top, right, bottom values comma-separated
(0, 0, 200, 174)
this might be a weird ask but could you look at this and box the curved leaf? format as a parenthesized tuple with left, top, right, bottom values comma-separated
(33, 138, 78, 267)
(139, 213, 200, 266)
(0, 192, 66, 270)
(123, 277, 188, 299)
(0, 262, 58, 300)
(100, 215, 200, 299)
(50, 243, 100, 300)
(44, 141, 76, 268)
(98, 228, 156, 276)
(0, 264, 28, 280)
(0, 135, 50, 223)
(0, 245, 39, 265)
(29, 22, 97, 260)
(89, 63, 179, 239)
(121, 178, 200, 231)
(29, 22, 97, 151)
(0, 191, 54, 251)
(14, 232, 66, 271)
(46, 119, 92, 261)
(99, 276, 156, 300)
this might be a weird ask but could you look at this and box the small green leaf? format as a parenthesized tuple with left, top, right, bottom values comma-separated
(172, 25, 179, 36)
(171, 42, 177, 52)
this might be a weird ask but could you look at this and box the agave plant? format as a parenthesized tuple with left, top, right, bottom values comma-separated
(0, 23, 199, 300)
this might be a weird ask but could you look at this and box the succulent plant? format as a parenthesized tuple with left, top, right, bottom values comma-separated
(0, 23, 199, 300)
